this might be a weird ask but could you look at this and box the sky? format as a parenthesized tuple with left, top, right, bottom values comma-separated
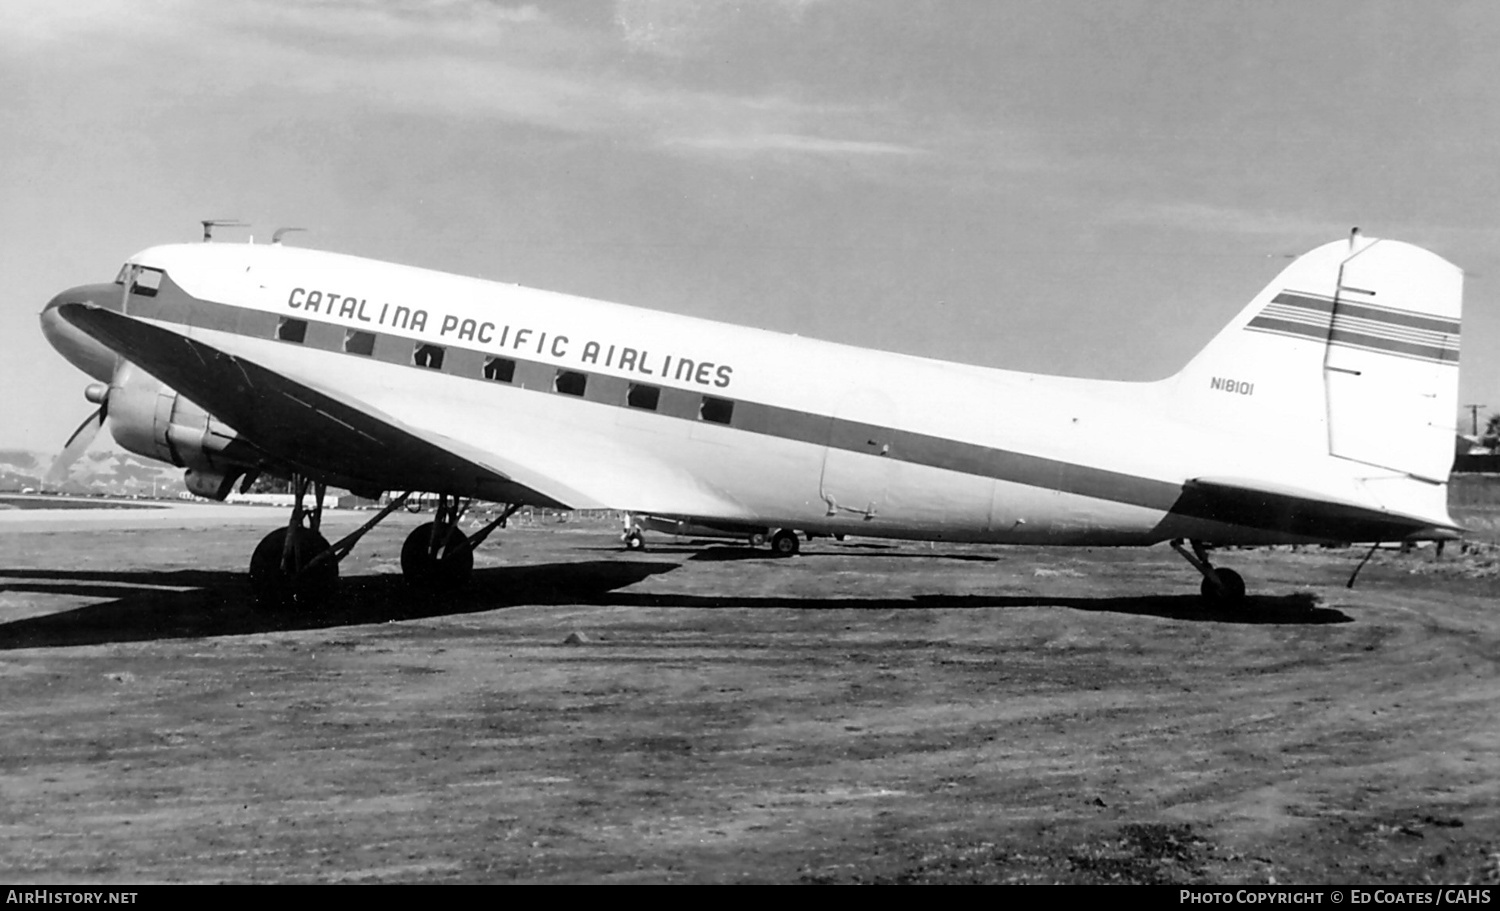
(4, 0, 1500, 453)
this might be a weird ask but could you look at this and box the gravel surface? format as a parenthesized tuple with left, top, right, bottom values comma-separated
(2, 512, 1497, 883)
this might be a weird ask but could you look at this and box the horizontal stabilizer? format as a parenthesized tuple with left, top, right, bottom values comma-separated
(1176, 477, 1462, 543)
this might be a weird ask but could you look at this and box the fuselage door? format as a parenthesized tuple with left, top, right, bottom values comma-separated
(819, 388, 899, 523)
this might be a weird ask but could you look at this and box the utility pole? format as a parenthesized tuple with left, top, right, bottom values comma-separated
(1463, 404, 1486, 436)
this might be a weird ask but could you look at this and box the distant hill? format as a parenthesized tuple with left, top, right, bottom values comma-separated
(0, 447, 183, 497)
(0, 450, 45, 493)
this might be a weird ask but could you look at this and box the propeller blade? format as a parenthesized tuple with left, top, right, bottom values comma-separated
(46, 408, 105, 481)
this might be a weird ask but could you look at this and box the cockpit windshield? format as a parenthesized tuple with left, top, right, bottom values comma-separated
(114, 264, 164, 297)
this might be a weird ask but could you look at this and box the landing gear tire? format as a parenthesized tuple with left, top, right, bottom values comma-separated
(748, 532, 767, 548)
(249, 526, 338, 612)
(1200, 567, 1246, 605)
(401, 522, 474, 590)
(624, 530, 646, 551)
(770, 529, 801, 557)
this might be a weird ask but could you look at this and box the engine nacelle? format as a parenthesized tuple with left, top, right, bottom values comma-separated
(107, 361, 251, 498)
(184, 467, 240, 500)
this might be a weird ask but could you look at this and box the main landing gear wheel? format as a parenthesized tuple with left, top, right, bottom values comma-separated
(249, 526, 338, 613)
(770, 529, 800, 557)
(401, 521, 474, 590)
(623, 529, 646, 551)
(1200, 567, 1246, 605)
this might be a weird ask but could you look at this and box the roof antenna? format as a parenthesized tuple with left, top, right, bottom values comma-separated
(272, 227, 307, 246)
(1349, 226, 1361, 251)
(201, 219, 248, 242)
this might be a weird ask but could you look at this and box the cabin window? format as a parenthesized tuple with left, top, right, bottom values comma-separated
(276, 317, 308, 343)
(554, 370, 587, 397)
(130, 267, 163, 298)
(344, 330, 375, 356)
(627, 383, 661, 411)
(700, 396, 734, 425)
(483, 356, 516, 383)
(413, 343, 445, 370)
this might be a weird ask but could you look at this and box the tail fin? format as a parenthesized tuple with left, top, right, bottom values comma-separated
(1169, 235, 1462, 483)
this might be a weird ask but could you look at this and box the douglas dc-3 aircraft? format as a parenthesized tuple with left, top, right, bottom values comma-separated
(39, 228, 1462, 610)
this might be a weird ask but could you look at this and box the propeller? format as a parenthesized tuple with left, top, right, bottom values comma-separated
(45, 383, 110, 483)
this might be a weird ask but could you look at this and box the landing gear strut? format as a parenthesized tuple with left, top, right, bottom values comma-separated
(247, 485, 513, 610)
(401, 494, 476, 590)
(249, 476, 338, 612)
(1170, 538, 1246, 606)
(249, 481, 420, 612)
(620, 512, 647, 551)
(249, 525, 337, 612)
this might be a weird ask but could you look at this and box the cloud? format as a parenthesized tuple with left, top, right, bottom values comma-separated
(246, 0, 552, 46)
(251, 4, 937, 166)
(2, 0, 186, 48)
(4, 0, 989, 173)
(1106, 200, 1356, 240)
(614, 0, 827, 59)
(3, 0, 554, 58)
(664, 132, 924, 158)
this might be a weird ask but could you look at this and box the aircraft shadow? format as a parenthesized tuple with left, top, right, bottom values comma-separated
(577, 590, 1349, 625)
(0, 561, 681, 649)
(0, 565, 1346, 651)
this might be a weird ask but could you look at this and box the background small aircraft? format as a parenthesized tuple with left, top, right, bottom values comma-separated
(40, 228, 1462, 609)
(619, 512, 845, 555)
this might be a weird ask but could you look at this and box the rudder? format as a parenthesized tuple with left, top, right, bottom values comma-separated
(1168, 235, 1462, 482)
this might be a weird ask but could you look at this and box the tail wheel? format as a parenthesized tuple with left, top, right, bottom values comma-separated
(401, 522, 474, 589)
(624, 530, 646, 551)
(1200, 567, 1246, 605)
(249, 526, 338, 612)
(769, 529, 800, 557)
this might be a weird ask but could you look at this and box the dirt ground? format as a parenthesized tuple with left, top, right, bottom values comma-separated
(1, 507, 1498, 884)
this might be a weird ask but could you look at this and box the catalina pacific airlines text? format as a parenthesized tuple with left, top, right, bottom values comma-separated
(285, 286, 735, 388)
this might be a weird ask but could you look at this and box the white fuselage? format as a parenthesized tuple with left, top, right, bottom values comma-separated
(48, 241, 1451, 547)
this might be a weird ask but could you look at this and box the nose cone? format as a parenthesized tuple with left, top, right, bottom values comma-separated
(40, 283, 123, 382)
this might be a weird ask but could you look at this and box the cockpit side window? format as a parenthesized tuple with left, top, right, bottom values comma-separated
(129, 267, 164, 298)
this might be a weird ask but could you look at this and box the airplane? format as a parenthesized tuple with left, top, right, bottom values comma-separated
(39, 227, 1463, 610)
(619, 511, 846, 552)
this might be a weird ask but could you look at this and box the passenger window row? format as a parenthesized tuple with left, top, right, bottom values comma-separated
(274, 318, 734, 425)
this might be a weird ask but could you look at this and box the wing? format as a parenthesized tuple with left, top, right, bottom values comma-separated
(56, 303, 586, 506)
(1176, 476, 1462, 542)
(56, 304, 755, 519)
